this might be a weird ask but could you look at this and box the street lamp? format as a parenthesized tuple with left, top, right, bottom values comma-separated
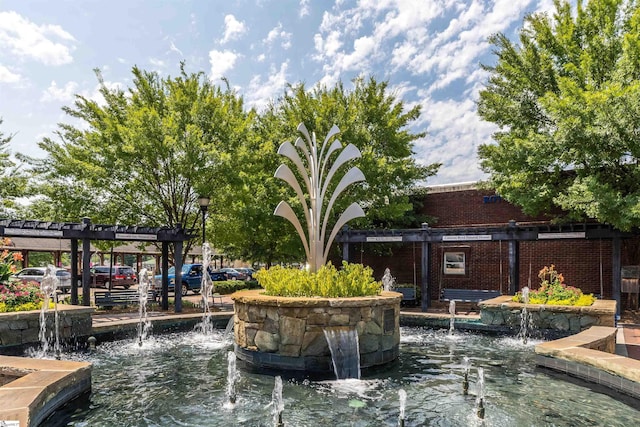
(198, 195, 210, 244)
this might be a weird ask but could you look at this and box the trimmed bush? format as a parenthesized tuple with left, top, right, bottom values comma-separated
(255, 261, 381, 298)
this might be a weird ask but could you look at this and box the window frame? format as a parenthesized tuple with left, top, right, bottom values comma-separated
(443, 251, 466, 275)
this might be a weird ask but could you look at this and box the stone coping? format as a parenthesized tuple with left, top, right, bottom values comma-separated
(480, 295, 616, 315)
(230, 289, 402, 307)
(535, 326, 640, 398)
(0, 355, 92, 427)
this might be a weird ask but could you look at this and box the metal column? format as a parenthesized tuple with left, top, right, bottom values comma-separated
(70, 239, 78, 305)
(174, 240, 183, 313)
(421, 223, 430, 311)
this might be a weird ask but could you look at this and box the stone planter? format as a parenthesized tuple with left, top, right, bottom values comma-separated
(0, 304, 94, 353)
(479, 296, 616, 335)
(231, 290, 401, 378)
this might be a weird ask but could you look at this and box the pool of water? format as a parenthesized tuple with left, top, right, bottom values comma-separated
(49, 327, 639, 426)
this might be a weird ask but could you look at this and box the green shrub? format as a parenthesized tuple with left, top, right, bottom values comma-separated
(255, 261, 381, 298)
(512, 265, 595, 306)
(213, 280, 261, 295)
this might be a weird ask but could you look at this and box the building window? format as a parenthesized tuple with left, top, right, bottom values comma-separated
(444, 252, 465, 275)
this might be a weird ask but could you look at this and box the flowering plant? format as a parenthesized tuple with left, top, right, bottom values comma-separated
(0, 237, 45, 312)
(512, 264, 595, 306)
(1, 237, 23, 283)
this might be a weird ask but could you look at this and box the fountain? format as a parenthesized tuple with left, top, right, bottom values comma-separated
(38, 265, 61, 359)
(462, 356, 471, 395)
(225, 351, 239, 406)
(271, 376, 285, 427)
(197, 243, 215, 335)
(449, 300, 456, 335)
(518, 286, 533, 344)
(44, 327, 639, 426)
(398, 388, 407, 427)
(233, 123, 401, 377)
(323, 327, 361, 379)
(475, 367, 485, 420)
(136, 268, 152, 346)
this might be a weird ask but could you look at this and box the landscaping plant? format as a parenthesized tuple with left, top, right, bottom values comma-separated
(513, 265, 595, 306)
(255, 261, 381, 298)
(0, 237, 46, 312)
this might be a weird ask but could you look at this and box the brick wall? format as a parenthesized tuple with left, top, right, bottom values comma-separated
(341, 187, 627, 303)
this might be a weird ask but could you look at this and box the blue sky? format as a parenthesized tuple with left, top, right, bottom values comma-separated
(0, 0, 557, 184)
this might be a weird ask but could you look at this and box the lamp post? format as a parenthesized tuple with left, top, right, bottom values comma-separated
(198, 195, 210, 244)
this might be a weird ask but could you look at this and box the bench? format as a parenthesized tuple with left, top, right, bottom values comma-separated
(395, 286, 417, 305)
(441, 289, 500, 304)
(212, 293, 224, 308)
(94, 290, 156, 309)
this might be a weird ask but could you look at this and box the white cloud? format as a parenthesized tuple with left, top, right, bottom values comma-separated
(414, 96, 497, 184)
(169, 41, 183, 56)
(0, 11, 76, 66)
(149, 57, 166, 68)
(209, 49, 239, 81)
(221, 14, 246, 44)
(264, 23, 292, 50)
(40, 80, 78, 102)
(245, 62, 289, 110)
(299, 0, 311, 17)
(0, 64, 21, 83)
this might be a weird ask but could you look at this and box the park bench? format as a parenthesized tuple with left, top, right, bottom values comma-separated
(94, 289, 156, 309)
(394, 286, 417, 306)
(441, 288, 501, 312)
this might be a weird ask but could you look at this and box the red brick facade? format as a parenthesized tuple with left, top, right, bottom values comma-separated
(345, 184, 636, 304)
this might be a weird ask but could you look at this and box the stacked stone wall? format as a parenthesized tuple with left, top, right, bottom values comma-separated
(0, 305, 94, 349)
(479, 296, 616, 334)
(232, 290, 401, 374)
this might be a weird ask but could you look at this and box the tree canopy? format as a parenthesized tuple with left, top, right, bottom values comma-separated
(23, 68, 438, 266)
(478, 0, 640, 230)
(25, 65, 252, 258)
(0, 118, 27, 218)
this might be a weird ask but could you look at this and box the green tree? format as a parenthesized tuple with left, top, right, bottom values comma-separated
(0, 118, 28, 217)
(478, 0, 640, 230)
(25, 65, 253, 259)
(221, 77, 439, 265)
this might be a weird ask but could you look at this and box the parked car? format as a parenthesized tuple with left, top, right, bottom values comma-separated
(153, 264, 227, 296)
(13, 267, 72, 293)
(235, 267, 256, 280)
(90, 265, 137, 289)
(220, 267, 247, 281)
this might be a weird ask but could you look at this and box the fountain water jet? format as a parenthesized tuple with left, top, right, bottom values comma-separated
(196, 243, 215, 335)
(476, 367, 485, 420)
(137, 268, 152, 346)
(518, 286, 533, 344)
(448, 300, 456, 335)
(323, 327, 361, 379)
(272, 375, 284, 427)
(398, 388, 407, 427)
(462, 356, 471, 395)
(226, 351, 239, 405)
(38, 265, 61, 359)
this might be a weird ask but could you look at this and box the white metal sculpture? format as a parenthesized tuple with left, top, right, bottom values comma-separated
(274, 123, 366, 272)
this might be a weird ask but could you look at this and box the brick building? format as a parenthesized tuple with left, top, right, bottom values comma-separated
(338, 183, 638, 312)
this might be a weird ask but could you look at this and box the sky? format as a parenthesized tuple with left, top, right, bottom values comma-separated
(0, 0, 558, 185)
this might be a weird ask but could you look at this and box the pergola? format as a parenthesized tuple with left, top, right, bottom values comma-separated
(338, 221, 627, 314)
(0, 217, 194, 312)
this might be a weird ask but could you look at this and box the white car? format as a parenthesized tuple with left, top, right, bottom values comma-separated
(13, 267, 72, 293)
